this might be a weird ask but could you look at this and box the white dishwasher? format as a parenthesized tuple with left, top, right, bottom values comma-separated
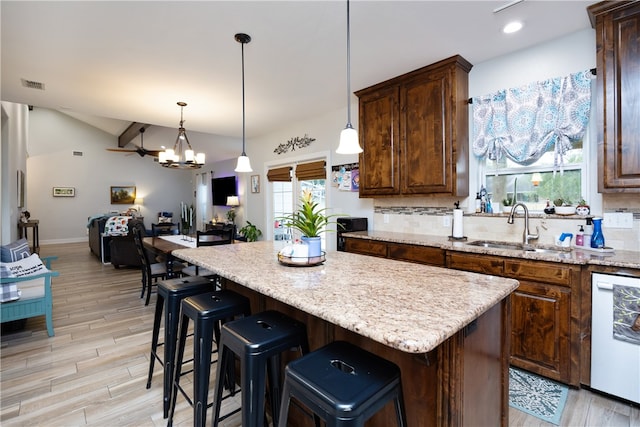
(591, 273, 640, 403)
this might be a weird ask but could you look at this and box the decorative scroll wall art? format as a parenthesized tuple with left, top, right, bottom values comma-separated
(274, 134, 316, 154)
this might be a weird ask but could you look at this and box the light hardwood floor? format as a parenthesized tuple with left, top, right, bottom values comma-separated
(1, 242, 639, 427)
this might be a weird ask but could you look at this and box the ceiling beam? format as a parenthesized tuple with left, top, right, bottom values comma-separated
(118, 122, 150, 147)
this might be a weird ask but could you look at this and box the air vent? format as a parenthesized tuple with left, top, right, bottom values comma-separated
(72, 151, 83, 157)
(21, 78, 45, 90)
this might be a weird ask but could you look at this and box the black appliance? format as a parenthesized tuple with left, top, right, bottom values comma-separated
(336, 217, 368, 251)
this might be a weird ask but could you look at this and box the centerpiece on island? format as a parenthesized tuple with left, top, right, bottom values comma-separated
(278, 190, 342, 260)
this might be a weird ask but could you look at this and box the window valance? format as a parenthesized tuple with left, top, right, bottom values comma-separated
(472, 70, 592, 167)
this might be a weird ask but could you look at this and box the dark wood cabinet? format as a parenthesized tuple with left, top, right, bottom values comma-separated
(589, 1, 640, 192)
(448, 253, 581, 385)
(510, 280, 571, 379)
(343, 237, 445, 267)
(356, 55, 472, 198)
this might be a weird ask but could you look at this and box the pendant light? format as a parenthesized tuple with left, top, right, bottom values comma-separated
(336, 0, 363, 154)
(234, 33, 253, 173)
(159, 102, 205, 169)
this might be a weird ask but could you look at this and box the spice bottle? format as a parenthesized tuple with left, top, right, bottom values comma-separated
(475, 193, 481, 213)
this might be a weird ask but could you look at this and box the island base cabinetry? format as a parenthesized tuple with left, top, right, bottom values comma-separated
(223, 279, 510, 427)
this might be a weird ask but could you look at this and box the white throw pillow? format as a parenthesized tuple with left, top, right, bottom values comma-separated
(1, 253, 50, 279)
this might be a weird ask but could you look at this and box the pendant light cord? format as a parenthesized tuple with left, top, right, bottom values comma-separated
(241, 40, 247, 156)
(346, 0, 352, 127)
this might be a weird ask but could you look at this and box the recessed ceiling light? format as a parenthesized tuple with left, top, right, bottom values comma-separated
(503, 21, 523, 34)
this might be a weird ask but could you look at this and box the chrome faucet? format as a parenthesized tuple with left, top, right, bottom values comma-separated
(507, 203, 539, 246)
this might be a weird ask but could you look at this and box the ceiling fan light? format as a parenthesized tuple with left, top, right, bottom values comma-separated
(337, 125, 362, 154)
(235, 155, 253, 173)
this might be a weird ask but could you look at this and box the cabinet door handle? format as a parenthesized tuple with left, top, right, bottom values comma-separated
(595, 280, 613, 291)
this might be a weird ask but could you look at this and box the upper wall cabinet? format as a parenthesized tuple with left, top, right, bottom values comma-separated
(356, 55, 472, 198)
(589, 1, 640, 193)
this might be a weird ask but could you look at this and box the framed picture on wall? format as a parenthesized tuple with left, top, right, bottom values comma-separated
(251, 175, 260, 193)
(110, 186, 136, 204)
(52, 187, 75, 197)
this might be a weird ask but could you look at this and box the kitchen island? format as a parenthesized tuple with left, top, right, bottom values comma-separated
(174, 241, 519, 426)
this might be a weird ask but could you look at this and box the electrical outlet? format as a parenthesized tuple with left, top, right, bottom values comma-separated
(603, 212, 634, 229)
(443, 215, 451, 227)
(383, 214, 390, 224)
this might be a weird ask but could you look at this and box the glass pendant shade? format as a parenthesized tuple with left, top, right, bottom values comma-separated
(336, 124, 362, 154)
(235, 155, 253, 173)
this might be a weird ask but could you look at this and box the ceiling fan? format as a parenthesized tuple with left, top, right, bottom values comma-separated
(106, 127, 161, 157)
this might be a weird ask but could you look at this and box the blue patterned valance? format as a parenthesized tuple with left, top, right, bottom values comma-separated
(472, 70, 592, 167)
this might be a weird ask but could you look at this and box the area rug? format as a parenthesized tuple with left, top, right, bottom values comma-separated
(509, 367, 569, 425)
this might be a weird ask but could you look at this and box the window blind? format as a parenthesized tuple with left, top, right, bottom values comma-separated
(295, 160, 326, 180)
(266, 166, 292, 182)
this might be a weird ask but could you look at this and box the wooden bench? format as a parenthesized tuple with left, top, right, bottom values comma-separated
(1, 256, 58, 337)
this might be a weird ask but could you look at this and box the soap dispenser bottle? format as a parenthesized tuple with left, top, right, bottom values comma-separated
(576, 225, 584, 247)
(591, 217, 605, 248)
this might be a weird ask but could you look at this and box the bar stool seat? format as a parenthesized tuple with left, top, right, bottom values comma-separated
(146, 275, 218, 418)
(278, 341, 407, 427)
(168, 290, 251, 427)
(212, 310, 310, 427)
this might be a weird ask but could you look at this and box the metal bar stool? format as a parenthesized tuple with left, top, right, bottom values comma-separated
(277, 341, 407, 427)
(212, 310, 310, 427)
(167, 290, 251, 427)
(146, 275, 218, 418)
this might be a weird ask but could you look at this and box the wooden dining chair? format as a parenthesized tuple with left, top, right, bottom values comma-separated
(132, 224, 183, 305)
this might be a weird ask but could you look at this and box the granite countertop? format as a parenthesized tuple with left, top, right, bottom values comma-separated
(345, 230, 640, 270)
(174, 241, 518, 354)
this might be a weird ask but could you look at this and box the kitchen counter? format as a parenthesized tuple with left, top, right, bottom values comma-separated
(344, 230, 640, 269)
(174, 241, 518, 354)
(174, 240, 517, 426)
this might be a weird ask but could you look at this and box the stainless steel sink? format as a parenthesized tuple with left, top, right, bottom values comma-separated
(465, 240, 568, 256)
(465, 240, 525, 251)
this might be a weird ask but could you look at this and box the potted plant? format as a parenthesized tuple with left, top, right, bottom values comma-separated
(278, 190, 342, 257)
(576, 199, 590, 216)
(553, 198, 575, 215)
(238, 221, 262, 242)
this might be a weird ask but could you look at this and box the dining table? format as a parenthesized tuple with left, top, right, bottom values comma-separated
(142, 235, 197, 277)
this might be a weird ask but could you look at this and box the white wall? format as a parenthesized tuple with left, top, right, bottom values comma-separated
(27, 108, 194, 243)
(1, 102, 29, 244)
(240, 105, 372, 251)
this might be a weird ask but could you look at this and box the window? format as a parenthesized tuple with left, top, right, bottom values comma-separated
(484, 141, 584, 211)
(269, 159, 327, 246)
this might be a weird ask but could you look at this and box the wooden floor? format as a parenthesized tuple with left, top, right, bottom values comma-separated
(1, 242, 639, 427)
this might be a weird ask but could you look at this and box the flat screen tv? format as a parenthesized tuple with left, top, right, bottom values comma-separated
(211, 176, 237, 206)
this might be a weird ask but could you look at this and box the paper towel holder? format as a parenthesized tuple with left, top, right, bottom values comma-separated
(449, 201, 468, 241)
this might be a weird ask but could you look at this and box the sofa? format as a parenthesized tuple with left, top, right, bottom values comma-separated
(88, 215, 145, 267)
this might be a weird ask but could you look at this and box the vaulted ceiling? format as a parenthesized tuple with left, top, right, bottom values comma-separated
(2, 1, 595, 158)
